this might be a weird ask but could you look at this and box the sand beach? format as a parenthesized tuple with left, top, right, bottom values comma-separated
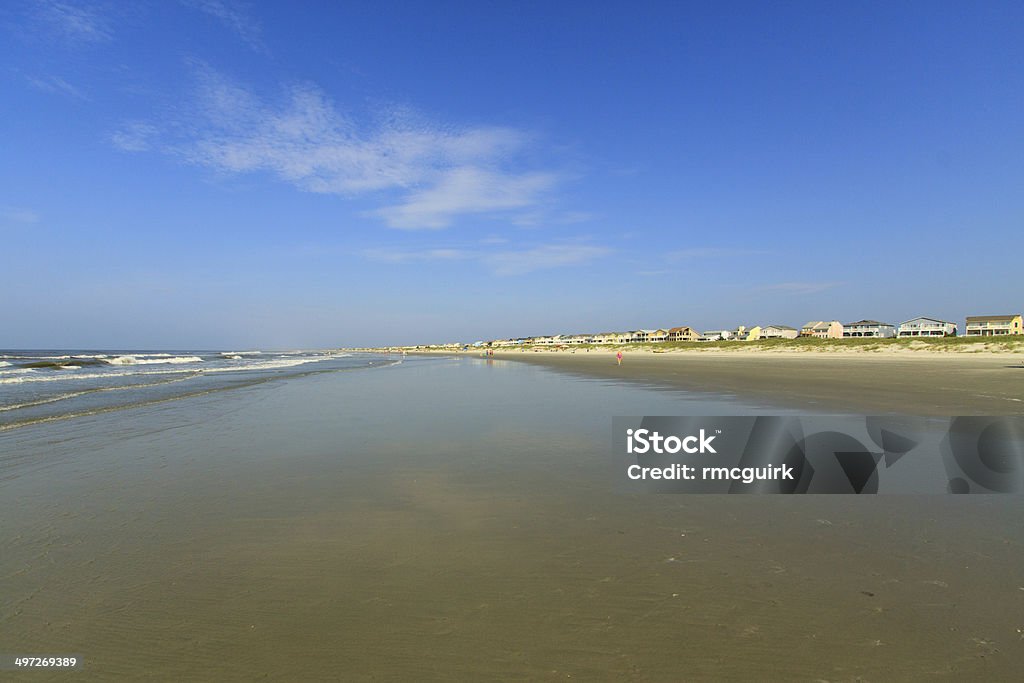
(478, 347, 1024, 416)
(2, 354, 1024, 680)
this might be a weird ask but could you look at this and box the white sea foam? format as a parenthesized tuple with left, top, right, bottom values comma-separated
(0, 352, 352, 385)
(0, 374, 196, 412)
(0, 368, 38, 376)
(107, 355, 203, 365)
(221, 350, 261, 356)
(203, 356, 331, 372)
(0, 354, 337, 384)
(0, 361, 10, 367)
(0, 368, 198, 385)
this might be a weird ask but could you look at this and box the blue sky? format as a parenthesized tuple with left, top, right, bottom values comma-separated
(2, 1, 1022, 348)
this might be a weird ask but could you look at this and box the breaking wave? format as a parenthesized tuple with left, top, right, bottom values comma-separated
(107, 355, 203, 366)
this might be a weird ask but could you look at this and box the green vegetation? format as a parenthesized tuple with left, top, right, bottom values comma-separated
(511, 336, 1024, 353)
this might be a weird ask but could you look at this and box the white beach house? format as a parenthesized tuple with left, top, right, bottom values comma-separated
(700, 329, 733, 342)
(593, 332, 631, 344)
(842, 320, 897, 338)
(897, 317, 957, 337)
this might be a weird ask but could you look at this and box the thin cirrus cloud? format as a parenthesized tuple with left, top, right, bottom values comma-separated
(181, 0, 264, 51)
(372, 167, 560, 229)
(1, 206, 41, 225)
(666, 247, 766, 260)
(25, 74, 86, 99)
(114, 66, 566, 230)
(363, 243, 610, 276)
(754, 281, 844, 295)
(362, 247, 471, 264)
(34, 0, 112, 43)
(111, 122, 159, 152)
(485, 244, 610, 276)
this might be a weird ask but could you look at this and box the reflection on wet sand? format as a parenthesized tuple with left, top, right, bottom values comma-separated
(2, 357, 1022, 680)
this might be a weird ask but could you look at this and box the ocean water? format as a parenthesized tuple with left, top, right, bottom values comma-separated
(0, 349, 383, 432)
(2, 354, 1022, 680)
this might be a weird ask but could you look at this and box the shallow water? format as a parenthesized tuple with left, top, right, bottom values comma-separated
(1, 355, 1022, 680)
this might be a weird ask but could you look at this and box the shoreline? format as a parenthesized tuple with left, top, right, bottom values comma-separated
(433, 348, 1024, 415)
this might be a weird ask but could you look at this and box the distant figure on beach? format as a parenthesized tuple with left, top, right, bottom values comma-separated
(616, 351, 623, 365)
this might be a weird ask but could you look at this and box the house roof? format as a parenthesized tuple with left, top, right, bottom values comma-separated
(765, 324, 797, 330)
(966, 315, 1020, 322)
(843, 320, 894, 327)
(668, 326, 694, 333)
(899, 317, 956, 326)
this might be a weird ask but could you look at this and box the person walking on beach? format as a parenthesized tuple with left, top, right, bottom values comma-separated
(616, 351, 623, 366)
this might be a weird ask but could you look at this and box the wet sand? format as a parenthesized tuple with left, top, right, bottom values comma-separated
(488, 350, 1024, 416)
(2, 357, 1023, 680)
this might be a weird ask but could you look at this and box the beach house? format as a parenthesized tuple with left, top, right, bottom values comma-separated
(595, 332, 632, 344)
(700, 330, 733, 342)
(842, 320, 897, 338)
(632, 329, 669, 343)
(667, 326, 700, 342)
(739, 325, 762, 341)
(729, 325, 752, 340)
(964, 314, 1023, 336)
(800, 321, 843, 338)
(760, 325, 799, 340)
(898, 317, 957, 337)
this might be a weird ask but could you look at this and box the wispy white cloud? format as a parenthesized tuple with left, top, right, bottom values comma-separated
(666, 247, 764, 260)
(363, 242, 610, 276)
(25, 74, 85, 99)
(182, 0, 263, 51)
(0, 206, 41, 224)
(35, 1, 112, 43)
(557, 210, 596, 224)
(754, 281, 844, 295)
(373, 167, 559, 229)
(118, 67, 566, 230)
(362, 247, 471, 264)
(484, 244, 610, 276)
(111, 121, 158, 151)
(508, 209, 594, 229)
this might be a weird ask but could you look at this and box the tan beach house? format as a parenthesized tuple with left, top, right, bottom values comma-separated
(760, 324, 799, 340)
(965, 314, 1023, 336)
(843, 320, 896, 338)
(667, 326, 700, 342)
(632, 329, 669, 343)
(593, 331, 630, 344)
(800, 320, 843, 338)
(898, 317, 957, 337)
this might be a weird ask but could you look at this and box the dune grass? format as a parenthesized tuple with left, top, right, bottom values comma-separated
(510, 336, 1024, 353)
